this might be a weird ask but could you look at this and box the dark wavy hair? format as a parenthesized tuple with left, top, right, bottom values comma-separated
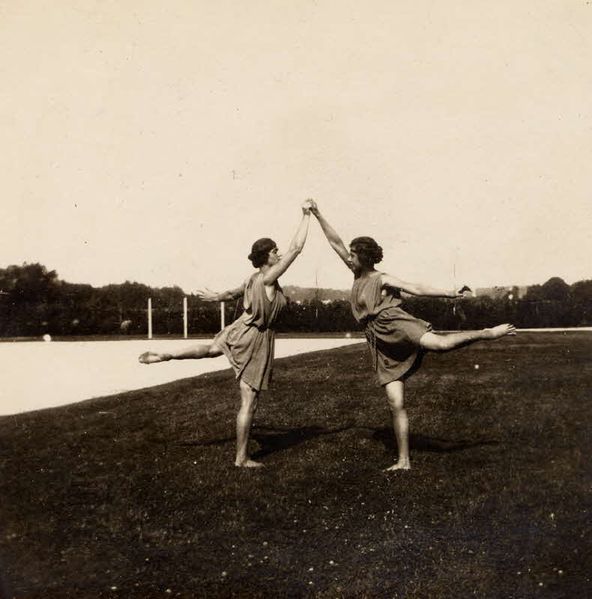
(248, 238, 277, 268)
(350, 236, 383, 268)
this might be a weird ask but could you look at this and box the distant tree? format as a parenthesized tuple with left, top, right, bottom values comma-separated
(0, 263, 61, 335)
(117, 281, 153, 308)
(0, 263, 59, 302)
(524, 284, 544, 301)
(570, 280, 592, 303)
(569, 280, 592, 326)
(540, 277, 570, 302)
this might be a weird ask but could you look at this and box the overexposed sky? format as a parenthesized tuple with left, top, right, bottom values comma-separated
(2, 0, 591, 294)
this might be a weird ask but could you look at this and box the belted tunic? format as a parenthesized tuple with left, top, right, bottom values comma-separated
(214, 272, 286, 391)
(351, 271, 432, 385)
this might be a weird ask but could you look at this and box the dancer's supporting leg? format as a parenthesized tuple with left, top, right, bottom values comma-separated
(139, 343, 223, 364)
(382, 324, 516, 472)
(384, 380, 410, 471)
(419, 324, 516, 352)
(235, 380, 263, 468)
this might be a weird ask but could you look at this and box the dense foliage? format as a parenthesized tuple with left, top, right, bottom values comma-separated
(1, 263, 591, 337)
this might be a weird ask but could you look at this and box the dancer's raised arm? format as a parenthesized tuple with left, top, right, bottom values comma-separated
(309, 201, 352, 270)
(196, 283, 246, 302)
(381, 274, 470, 299)
(262, 203, 311, 285)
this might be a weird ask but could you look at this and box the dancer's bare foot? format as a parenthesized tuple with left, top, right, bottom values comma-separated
(483, 324, 516, 339)
(138, 351, 170, 364)
(235, 459, 264, 468)
(384, 460, 411, 472)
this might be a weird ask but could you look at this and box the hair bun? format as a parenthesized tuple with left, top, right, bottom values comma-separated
(248, 238, 276, 267)
(350, 236, 383, 266)
(375, 245, 383, 264)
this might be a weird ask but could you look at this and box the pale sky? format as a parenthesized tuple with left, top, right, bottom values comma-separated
(2, 0, 591, 294)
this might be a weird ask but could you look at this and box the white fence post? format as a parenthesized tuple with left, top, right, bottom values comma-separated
(147, 298, 153, 339)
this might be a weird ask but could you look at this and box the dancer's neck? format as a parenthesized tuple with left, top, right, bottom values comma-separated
(354, 266, 376, 278)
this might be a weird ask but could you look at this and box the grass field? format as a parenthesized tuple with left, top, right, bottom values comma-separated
(0, 332, 590, 598)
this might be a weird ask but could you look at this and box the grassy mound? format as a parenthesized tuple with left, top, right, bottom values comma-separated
(1, 333, 591, 597)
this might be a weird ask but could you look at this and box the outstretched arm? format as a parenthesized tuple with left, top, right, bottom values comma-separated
(309, 201, 353, 271)
(381, 274, 469, 298)
(196, 282, 246, 302)
(262, 204, 311, 285)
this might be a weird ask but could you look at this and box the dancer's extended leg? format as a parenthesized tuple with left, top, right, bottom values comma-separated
(419, 324, 516, 352)
(235, 380, 263, 468)
(384, 381, 410, 471)
(139, 343, 223, 364)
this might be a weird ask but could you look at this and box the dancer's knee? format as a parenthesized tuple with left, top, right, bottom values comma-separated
(239, 380, 258, 411)
(387, 397, 404, 412)
(385, 382, 405, 411)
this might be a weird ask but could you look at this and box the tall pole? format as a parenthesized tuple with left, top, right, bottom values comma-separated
(148, 298, 153, 339)
(183, 297, 188, 339)
(220, 301, 225, 331)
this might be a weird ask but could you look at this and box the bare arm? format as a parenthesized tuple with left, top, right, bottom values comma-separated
(262, 206, 311, 285)
(381, 274, 469, 298)
(309, 202, 353, 271)
(196, 282, 246, 302)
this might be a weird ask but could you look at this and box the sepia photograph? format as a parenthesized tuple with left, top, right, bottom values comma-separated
(1, 1, 591, 596)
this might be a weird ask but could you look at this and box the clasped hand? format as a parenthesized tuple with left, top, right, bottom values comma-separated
(302, 198, 319, 215)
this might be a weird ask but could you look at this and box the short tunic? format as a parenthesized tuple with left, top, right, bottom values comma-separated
(213, 272, 287, 391)
(351, 271, 432, 385)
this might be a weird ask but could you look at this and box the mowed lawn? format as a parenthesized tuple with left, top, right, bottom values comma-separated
(0, 332, 590, 598)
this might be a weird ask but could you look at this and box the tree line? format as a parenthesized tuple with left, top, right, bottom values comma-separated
(0, 263, 591, 338)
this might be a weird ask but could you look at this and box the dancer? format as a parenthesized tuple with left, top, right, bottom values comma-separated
(139, 201, 313, 467)
(308, 200, 516, 471)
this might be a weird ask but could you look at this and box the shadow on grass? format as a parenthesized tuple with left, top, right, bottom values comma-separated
(177, 425, 498, 457)
(177, 424, 351, 458)
(251, 425, 351, 459)
(372, 427, 499, 453)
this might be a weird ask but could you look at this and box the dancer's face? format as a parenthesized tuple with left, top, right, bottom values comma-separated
(348, 248, 363, 272)
(267, 246, 281, 266)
